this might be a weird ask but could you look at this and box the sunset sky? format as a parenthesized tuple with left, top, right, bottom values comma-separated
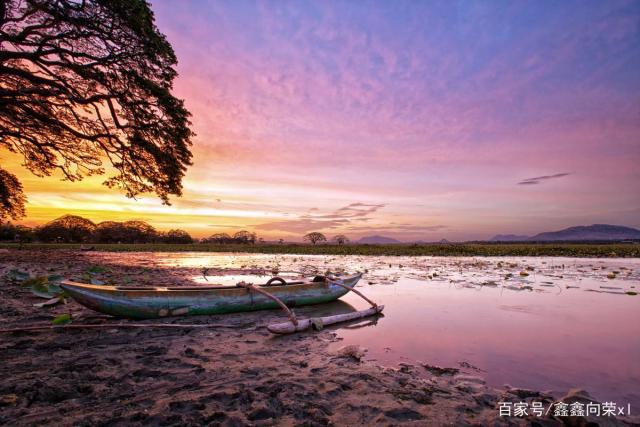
(3, 0, 640, 241)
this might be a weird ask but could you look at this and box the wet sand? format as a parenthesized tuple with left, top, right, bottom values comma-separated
(0, 250, 638, 426)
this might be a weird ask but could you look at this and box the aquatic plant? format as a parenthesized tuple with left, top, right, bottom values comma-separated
(52, 314, 72, 325)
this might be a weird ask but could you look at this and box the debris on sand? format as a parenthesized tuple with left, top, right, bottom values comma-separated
(458, 361, 485, 372)
(335, 344, 367, 361)
(0, 394, 18, 406)
(506, 387, 541, 399)
(422, 364, 460, 376)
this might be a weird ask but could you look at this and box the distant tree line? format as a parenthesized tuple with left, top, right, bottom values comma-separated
(0, 217, 351, 245)
(303, 232, 349, 245)
(0, 222, 32, 242)
(0, 215, 265, 245)
(201, 231, 257, 244)
(0, 215, 194, 244)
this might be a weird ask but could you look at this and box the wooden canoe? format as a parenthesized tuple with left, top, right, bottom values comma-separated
(60, 273, 363, 319)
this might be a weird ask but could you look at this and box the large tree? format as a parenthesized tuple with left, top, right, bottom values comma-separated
(202, 232, 233, 244)
(332, 234, 349, 245)
(0, 0, 193, 220)
(94, 219, 157, 243)
(35, 214, 95, 242)
(303, 232, 327, 245)
(0, 167, 25, 220)
(162, 228, 192, 244)
(233, 230, 256, 244)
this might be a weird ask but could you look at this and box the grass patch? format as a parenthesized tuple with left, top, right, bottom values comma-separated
(0, 242, 639, 257)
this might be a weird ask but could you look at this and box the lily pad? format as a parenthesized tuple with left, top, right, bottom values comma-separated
(22, 276, 48, 288)
(5, 269, 30, 282)
(47, 274, 65, 283)
(33, 297, 63, 308)
(87, 265, 108, 274)
(28, 277, 65, 299)
(52, 313, 72, 325)
(481, 280, 499, 287)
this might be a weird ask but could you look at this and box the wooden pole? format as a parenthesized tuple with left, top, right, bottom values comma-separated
(328, 279, 378, 308)
(267, 305, 384, 334)
(236, 281, 298, 325)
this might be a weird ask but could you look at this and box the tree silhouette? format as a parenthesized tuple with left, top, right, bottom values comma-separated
(94, 221, 127, 243)
(233, 230, 256, 244)
(163, 229, 192, 244)
(0, 0, 194, 220)
(333, 234, 349, 245)
(35, 214, 95, 242)
(121, 220, 157, 243)
(94, 220, 157, 243)
(303, 232, 327, 245)
(203, 233, 232, 244)
(0, 222, 32, 241)
(0, 169, 25, 221)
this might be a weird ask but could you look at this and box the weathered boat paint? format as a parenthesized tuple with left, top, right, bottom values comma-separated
(60, 273, 362, 319)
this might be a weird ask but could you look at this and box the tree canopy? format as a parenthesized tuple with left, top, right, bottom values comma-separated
(233, 230, 256, 244)
(35, 214, 95, 242)
(333, 234, 349, 245)
(202, 231, 258, 244)
(202, 232, 233, 244)
(163, 228, 192, 244)
(303, 232, 327, 245)
(0, 221, 32, 241)
(0, 0, 193, 219)
(94, 220, 157, 243)
(0, 168, 25, 221)
(30, 214, 192, 243)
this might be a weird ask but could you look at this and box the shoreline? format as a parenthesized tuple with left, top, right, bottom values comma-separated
(1, 250, 638, 425)
(1, 242, 639, 257)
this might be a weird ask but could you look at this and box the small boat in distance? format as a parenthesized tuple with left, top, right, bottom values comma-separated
(60, 273, 363, 319)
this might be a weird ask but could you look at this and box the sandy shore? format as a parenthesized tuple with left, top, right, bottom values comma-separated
(0, 250, 636, 426)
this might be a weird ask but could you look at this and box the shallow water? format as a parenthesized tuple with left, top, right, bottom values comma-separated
(93, 252, 640, 407)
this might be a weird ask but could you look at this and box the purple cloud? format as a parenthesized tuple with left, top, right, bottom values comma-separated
(255, 202, 385, 233)
(518, 173, 571, 185)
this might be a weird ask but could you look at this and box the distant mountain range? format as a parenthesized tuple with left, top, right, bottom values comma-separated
(490, 234, 529, 242)
(357, 235, 401, 244)
(356, 224, 640, 244)
(490, 224, 640, 242)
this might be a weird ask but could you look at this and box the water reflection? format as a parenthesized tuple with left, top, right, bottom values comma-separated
(335, 274, 639, 408)
(88, 252, 640, 406)
(339, 317, 383, 330)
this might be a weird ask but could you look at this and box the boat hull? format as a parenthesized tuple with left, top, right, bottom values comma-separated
(60, 274, 362, 319)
